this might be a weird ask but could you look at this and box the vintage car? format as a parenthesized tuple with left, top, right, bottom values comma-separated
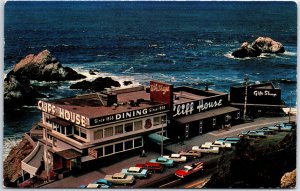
(163, 154, 187, 163)
(205, 141, 231, 149)
(175, 161, 204, 179)
(256, 127, 276, 135)
(268, 122, 296, 132)
(216, 137, 240, 145)
(192, 144, 219, 154)
(178, 150, 201, 158)
(239, 130, 266, 138)
(104, 173, 135, 185)
(135, 162, 164, 173)
(149, 156, 174, 167)
(121, 167, 148, 178)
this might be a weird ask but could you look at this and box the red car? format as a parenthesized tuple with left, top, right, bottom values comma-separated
(175, 162, 204, 178)
(135, 162, 164, 173)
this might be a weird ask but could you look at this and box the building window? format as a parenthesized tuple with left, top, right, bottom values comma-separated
(104, 127, 113, 137)
(237, 111, 240, 119)
(94, 129, 103, 140)
(81, 128, 87, 139)
(134, 138, 143, 147)
(97, 147, 103, 157)
(115, 125, 123, 135)
(153, 117, 160, 126)
(161, 115, 167, 124)
(74, 126, 80, 136)
(213, 117, 216, 126)
(125, 140, 133, 150)
(115, 142, 123, 152)
(124, 123, 133, 133)
(225, 115, 231, 122)
(105, 145, 113, 155)
(134, 121, 142, 131)
(65, 127, 72, 135)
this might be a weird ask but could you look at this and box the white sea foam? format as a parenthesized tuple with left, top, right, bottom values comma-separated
(3, 136, 22, 160)
(204, 40, 213, 44)
(284, 51, 297, 56)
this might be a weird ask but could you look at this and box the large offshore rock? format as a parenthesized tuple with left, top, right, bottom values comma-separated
(8, 49, 86, 81)
(232, 37, 285, 58)
(4, 75, 46, 108)
(70, 77, 121, 92)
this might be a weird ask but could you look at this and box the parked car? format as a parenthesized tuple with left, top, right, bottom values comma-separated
(205, 141, 231, 149)
(256, 127, 276, 135)
(135, 162, 164, 173)
(216, 137, 241, 145)
(104, 173, 135, 185)
(82, 183, 110, 188)
(175, 161, 204, 179)
(149, 156, 174, 167)
(192, 144, 219, 154)
(268, 122, 296, 132)
(121, 167, 148, 178)
(239, 130, 266, 138)
(178, 150, 201, 158)
(163, 154, 187, 163)
(90, 179, 113, 188)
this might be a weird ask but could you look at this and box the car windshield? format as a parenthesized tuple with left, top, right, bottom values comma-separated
(158, 158, 167, 162)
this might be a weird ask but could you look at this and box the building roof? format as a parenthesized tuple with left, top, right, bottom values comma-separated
(55, 149, 81, 160)
(231, 82, 277, 89)
(175, 106, 240, 124)
(48, 89, 166, 119)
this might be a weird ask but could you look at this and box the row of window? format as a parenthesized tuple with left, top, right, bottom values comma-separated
(95, 137, 143, 158)
(93, 115, 166, 140)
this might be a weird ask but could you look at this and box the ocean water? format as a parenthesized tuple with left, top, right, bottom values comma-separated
(3, 1, 297, 158)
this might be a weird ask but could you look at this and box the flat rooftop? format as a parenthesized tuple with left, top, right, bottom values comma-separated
(49, 88, 165, 119)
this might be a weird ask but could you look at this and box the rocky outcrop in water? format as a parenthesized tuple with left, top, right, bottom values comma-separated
(232, 37, 285, 58)
(205, 131, 296, 188)
(4, 75, 46, 108)
(281, 169, 296, 188)
(3, 138, 34, 187)
(70, 77, 121, 91)
(7, 50, 86, 81)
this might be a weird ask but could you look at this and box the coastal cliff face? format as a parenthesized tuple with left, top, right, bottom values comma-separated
(205, 131, 296, 188)
(281, 169, 296, 188)
(3, 138, 34, 187)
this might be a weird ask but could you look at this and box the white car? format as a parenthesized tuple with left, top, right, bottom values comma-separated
(104, 173, 135, 185)
(205, 141, 231, 149)
(179, 150, 201, 158)
(192, 144, 219, 154)
(163, 154, 187, 163)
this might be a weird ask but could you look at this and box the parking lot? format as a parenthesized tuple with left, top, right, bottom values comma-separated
(40, 115, 295, 188)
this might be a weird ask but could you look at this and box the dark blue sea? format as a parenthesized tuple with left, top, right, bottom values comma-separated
(3, 1, 297, 157)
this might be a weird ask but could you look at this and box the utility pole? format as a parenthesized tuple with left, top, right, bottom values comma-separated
(243, 75, 249, 121)
(289, 91, 292, 123)
(161, 120, 164, 156)
(45, 128, 49, 182)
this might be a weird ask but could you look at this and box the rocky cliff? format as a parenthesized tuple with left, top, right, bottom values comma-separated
(281, 169, 296, 188)
(3, 138, 34, 187)
(205, 131, 296, 188)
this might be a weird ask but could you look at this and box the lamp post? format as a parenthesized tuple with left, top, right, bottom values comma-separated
(288, 91, 295, 123)
(161, 119, 165, 156)
(243, 74, 249, 121)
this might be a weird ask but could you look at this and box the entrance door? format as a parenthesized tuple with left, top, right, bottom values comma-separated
(185, 124, 189, 139)
(199, 121, 203, 134)
(213, 117, 217, 129)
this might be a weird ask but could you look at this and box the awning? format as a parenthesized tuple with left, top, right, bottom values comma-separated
(48, 117, 72, 127)
(175, 106, 240, 124)
(147, 133, 170, 145)
(56, 149, 81, 160)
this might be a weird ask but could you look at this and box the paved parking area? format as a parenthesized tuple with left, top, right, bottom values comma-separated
(41, 116, 295, 188)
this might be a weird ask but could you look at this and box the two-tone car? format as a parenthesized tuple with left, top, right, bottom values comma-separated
(192, 144, 219, 154)
(256, 127, 276, 135)
(217, 137, 241, 146)
(178, 150, 201, 158)
(268, 122, 296, 132)
(163, 154, 187, 163)
(175, 161, 204, 179)
(149, 156, 174, 167)
(104, 173, 135, 185)
(205, 141, 231, 149)
(121, 167, 148, 178)
(135, 162, 164, 173)
(79, 179, 112, 189)
(238, 130, 266, 138)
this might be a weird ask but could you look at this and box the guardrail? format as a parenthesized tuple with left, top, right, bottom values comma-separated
(21, 142, 41, 177)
